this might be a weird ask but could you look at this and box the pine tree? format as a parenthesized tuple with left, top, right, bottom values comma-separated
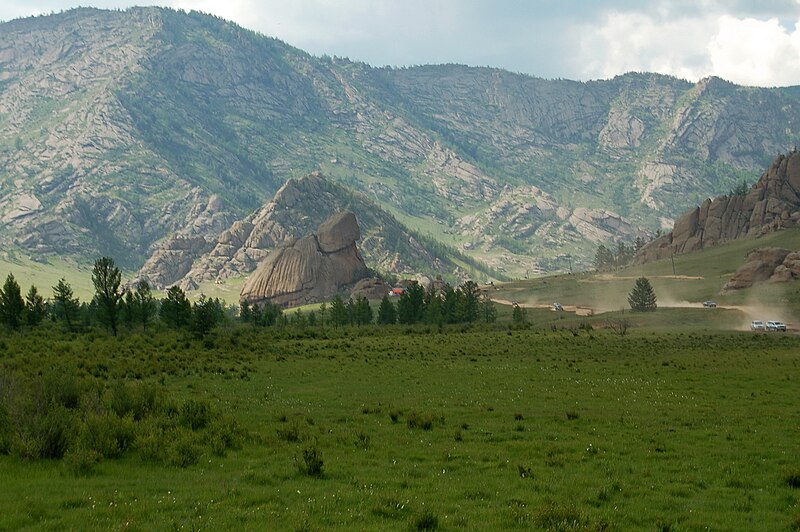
(479, 293, 497, 323)
(0, 273, 25, 330)
(376, 295, 397, 325)
(628, 277, 657, 312)
(134, 280, 156, 331)
(53, 278, 80, 330)
(160, 286, 192, 328)
(329, 294, 348, 327)
(92, 257, 123, 336)
(25, 285, 46, 326)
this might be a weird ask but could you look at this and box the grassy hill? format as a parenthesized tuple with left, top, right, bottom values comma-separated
(490, 228, 800, 330)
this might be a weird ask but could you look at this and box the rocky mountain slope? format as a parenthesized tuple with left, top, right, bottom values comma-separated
(1, 8, 799, 279)
(138, 172, 492, 289)
(637, 151, 800, 263)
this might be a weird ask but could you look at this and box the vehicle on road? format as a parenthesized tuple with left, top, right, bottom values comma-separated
(703, 301, 717, 308)
(751, 320, 765, 330)
(766, 320, 787, 331)
(552, 302, 563, 311)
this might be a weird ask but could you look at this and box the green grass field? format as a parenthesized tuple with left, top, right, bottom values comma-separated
(1, 324, 798, 530)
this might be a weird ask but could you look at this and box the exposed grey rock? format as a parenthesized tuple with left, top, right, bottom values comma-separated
(350, 277, 391, 300)
(240, 212, 369, 307)
(637, 152, 800, 264)
(721, 247, 791, 291)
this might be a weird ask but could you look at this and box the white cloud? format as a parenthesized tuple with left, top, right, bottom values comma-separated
(578, 7, 800, 86)
(708, 15, 800, 87)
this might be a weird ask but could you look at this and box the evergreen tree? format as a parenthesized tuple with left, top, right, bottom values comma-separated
(134, 280, 156, 331)
(594, 244, 614, 271)
(479, 293, 497, 324)
(329, 294, 348, 327)
(52, 278, 80, 330)
(423, 289, 443, 325)
(455, 280, 480, 323)
(160, 286, 192, 328)
(318, 302, 327, 328)
(191, 295, 219, 338)
(239, 300, 251, 323)
(92, 256, 123, 336)
(0, 273, 25, 330)
(628, 277, 657, 312)
(25, 285, 46, 326)
(353, 297, 373, 325)
(261, 301, 282, 326)
(122, 289, 135, 329)
(511, 303, 528, 325)
(376, 295, 397, 325)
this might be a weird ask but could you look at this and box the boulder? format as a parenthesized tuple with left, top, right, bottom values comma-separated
(350, 277, 391, 300)
(317, 211, 361, 253)
(722, 247, 791, 291)
(239, 212, 369, 307)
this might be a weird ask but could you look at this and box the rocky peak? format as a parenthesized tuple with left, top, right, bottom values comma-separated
(636, 151, 800, 263)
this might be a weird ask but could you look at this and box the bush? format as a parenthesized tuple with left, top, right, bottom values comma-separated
(412, 510, 439, 530)
(298, 445, 324, 477)
(785, 468, 800, 488)
(166, 428, 201, 467)
(13, 404, 75, 459)
(407, 412, 442, 431)
(180, 399, 212, 430)
(80, 412, 136, 459)
(109, 382, 159, 421)
(64, 447, 102, 477)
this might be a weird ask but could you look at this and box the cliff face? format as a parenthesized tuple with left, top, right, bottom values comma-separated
(2, 8, 800, 276)
(239, 212, 369, 307)
(636, 152, 800, 263)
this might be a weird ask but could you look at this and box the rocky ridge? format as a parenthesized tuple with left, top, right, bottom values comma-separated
(636, 152, 800, 264)
(138, 172, 472, 290)
(1, 9, 799, 276)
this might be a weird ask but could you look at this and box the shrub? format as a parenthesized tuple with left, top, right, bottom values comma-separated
(80, 412, 136, 459)
(109, 382, 159, 421)
(166, 428, 201, 467)
(785, 468, 800, 488)
(13, 404, 75, 460)
(64, 447, 102, 477)
(208, 418, 246, 457)
(298, 445, 324, 477)
(180, 399, 212, 430)
(412, 510, 439, 530)
(407, 412, 442, 431)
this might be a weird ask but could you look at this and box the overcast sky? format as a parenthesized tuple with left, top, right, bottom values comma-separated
(2, 0, 800, 87)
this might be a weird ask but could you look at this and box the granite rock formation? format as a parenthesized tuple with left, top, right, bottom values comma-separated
(239, 212, 369, 307)
(636, 152, 800, 264)
(719, 248, 800, 292)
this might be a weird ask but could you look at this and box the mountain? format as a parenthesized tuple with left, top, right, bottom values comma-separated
(1, 7, 799, 279)
(636, 151, 800, 263)
(138, 172, 498, 289)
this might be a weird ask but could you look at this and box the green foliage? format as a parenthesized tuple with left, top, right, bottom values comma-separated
(329, 294, 348, 327)
(160, 286, 191, 328)
(628, 277, 657, 312)
(298, 445, 324, 477)
(0, 273, 25, 330)
(133, 279, 156, 330)
(91, 257, 123, 336)
(52, 278, 80, 330)
(24, 285, 46, 327)
(191, 295, 223, 338)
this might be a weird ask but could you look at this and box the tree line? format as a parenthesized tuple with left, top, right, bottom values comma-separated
(0, 258, 497, 337)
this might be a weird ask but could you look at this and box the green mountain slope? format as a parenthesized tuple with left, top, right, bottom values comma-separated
(1, 7, 799, 279)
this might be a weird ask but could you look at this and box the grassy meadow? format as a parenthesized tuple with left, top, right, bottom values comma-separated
(1, 323, 798, 530)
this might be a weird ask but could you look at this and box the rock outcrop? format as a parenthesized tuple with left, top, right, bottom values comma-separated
(637, 152, 800, 264)
(239, 212, 369, 307)
(722, 247, 798, 291)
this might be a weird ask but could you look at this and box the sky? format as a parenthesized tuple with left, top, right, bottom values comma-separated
(2, 0, 800, 87)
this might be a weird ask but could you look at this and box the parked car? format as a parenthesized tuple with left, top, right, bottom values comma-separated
(552, 302, 563, 311)
(702, 301, 717, 308)
(766, 320, 787, 331)
(751, 320, 765, 331)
